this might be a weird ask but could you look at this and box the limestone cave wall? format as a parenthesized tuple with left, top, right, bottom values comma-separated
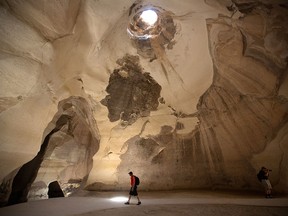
(0, 0, 287, 206)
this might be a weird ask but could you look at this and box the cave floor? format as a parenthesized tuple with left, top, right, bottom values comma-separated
(0, 190, 287, 216)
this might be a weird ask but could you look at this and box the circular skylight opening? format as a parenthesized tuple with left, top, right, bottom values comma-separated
(127, 5, 176, 42)
(140, 9, 158, 26)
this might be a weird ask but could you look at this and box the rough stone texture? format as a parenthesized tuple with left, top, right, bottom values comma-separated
(201, 4, 288, 191)
(0, 0, 287, 206)
(101, 54, 161, 123)
(0, 96, 100, 205)
(28, 96, 100, 199)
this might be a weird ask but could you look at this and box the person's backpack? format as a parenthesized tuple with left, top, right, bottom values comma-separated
(135, 176, 140, 185)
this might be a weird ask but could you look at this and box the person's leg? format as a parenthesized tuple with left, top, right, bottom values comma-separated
(262, 180, 272, 198)
(125, 188, 133, 204)
(136, 195, 141, 205)
(132, 187, 141, 205)
(265, 189, 270, 197)
(262, 180, 268, 197)
(125, 195, 131, 204)
(267, 180, 272, 197)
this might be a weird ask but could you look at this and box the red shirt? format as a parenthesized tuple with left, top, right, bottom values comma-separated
(130, 175, 135, 186)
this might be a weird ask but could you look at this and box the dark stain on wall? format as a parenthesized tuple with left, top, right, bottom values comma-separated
(101, 54, 162, 123)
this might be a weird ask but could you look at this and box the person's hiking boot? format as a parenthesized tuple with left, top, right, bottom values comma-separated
(137, 202, 141, 205)
(124, 202, 129, 205)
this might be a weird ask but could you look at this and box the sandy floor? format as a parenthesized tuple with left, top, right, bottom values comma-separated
(0, 190, 287, 216)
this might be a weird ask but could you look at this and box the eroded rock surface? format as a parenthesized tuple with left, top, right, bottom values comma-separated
(0, 0, 287, 205)
(101, 54, 161, 123)
(0, 96, 100, 205)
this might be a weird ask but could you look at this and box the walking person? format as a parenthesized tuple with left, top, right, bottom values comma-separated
(125, 171, 141, 205)
(257, 167, 273, 198)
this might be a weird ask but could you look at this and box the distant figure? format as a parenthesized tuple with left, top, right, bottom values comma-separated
(47, 181, 65, 198)
(125, 171, 141, 205)
(257, 167, 272, 198)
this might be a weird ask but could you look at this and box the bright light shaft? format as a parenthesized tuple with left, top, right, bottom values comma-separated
(109, 196, 128, 202)
(140, 10, 158, 25)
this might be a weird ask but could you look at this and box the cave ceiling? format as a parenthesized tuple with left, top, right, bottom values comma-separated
(0, 0, 287, 205)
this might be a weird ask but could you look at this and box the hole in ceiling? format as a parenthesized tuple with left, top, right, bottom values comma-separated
(127, 7, 161, 40)
(127, 4, 177, 59)
(140, 9, 158, 26)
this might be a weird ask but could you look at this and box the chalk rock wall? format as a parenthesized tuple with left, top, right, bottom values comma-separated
(202, 4, 288, 190)
(86, 0, 288, 193)
(0, 0, 287, 206)
(27, 96, 100, 200)
(1, 96, 99, 205)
